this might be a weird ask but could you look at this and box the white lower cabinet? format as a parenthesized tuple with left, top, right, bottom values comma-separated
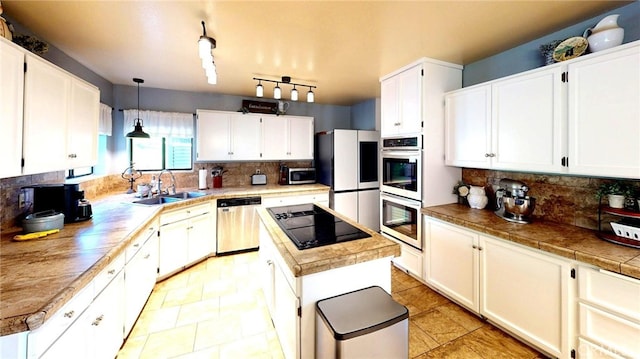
(36, 254, 125, 359)
(158, 202, 214, 279)
(124, 221, 159, 337)
(388, 236, 423, 280)
(261, 192, 329, 208)
(577, 266, 640, 358)
(424, 216, 575, 358)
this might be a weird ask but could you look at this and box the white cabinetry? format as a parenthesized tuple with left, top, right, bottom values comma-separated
(22, 53, 100, 175)
(196, 110, 314, 161)
(424, 217, 574, 358)
(124, 221, 159, 337)
(445, 66, 564, 173)
(380, 62, 423, 137)
(158, 202, 214, 279)
(262, 192, 329, 208)
(0, 38, 24, 178)
(262, 115, 314, 160)
(388, 236, 424, 280)
(445, 41, 639, 178)
(577, 266, 640, 358)
(195, 110, 261, 161)
(567, 44, 640, 178)
(37, 254, 125, 359)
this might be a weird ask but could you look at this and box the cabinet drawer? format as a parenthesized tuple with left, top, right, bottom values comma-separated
(577, 337, 626, 359)
(125, 222, 158, 263)
(578, 266, 640, 320)
(28, 282, 94, 357)
(262, 193, 329, 208)
(93, 253, 124, 297)
(161, 203, 211, 225)
(579, 303, 640, 358)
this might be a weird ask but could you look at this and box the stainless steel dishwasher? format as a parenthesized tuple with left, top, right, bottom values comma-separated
(216, 196, 262, 254)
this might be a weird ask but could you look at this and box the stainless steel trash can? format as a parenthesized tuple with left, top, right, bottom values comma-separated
(315, 286, 409, 359)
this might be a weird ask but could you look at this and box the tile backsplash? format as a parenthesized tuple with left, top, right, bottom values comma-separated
(0, 161, 311, 230)
(461, 169, 640, 230)
(3, 166, 638, 232)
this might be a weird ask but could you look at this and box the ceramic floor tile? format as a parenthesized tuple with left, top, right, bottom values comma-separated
(140, 324, 197, 359)
(411, 309, 470, 344)
(120, 253, 543, 358)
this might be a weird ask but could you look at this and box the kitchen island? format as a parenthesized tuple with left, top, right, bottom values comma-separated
(256, 204, 400, 359)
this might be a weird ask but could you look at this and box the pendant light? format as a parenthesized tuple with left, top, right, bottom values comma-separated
(273, 82, 282, 100)
(126, 78, 150, 138)
(306, 86, 315, 103)
(290, 85, 298, 101)
(256, 80, 264, 97)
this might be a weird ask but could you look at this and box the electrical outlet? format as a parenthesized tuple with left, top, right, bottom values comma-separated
(19, 190, 26, 209)
(256, 169, 261, 174)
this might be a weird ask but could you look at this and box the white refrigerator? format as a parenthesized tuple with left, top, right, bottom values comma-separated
(316, 129, 380, 231)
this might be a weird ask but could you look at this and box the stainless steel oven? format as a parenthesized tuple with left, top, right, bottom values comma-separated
(380, 192, 422, 250)
(381, 136, 422, 201)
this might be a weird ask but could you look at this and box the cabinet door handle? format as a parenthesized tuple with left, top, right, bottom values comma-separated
(133, 243, 140, 248)
(92, 315, 104, 326)
(144, 254, 151, 260)
(266, 260, 273, 266)
(64, 310, 75, 318)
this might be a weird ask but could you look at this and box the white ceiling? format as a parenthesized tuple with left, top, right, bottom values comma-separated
(2, 1, 632, 105)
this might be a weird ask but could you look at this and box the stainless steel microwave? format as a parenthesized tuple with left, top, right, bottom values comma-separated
(288, 168, 316, 184)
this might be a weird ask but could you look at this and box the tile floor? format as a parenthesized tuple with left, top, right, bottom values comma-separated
(117, 251, 545, 359)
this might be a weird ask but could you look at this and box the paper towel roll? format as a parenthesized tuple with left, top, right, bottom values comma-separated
(198, 169, 208, 189)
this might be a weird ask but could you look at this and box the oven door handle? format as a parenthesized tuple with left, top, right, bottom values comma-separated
(381, 193, 421, 208)
(381, 151, 420, 162)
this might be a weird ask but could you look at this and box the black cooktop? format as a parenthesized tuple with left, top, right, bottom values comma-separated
(267, 204, 371, 250)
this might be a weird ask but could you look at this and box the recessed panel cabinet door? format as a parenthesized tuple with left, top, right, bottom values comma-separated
(567, 44, 640, 178)
(196, 110, 231, 161)
(230, 113, 262, 160)
(444, 85, 492, 168)
(491, 66, 565, 173)
(261, 115, 288, 160)
(68, 78, 100, 169)
(287, 116, 314, 160)
(0, 39, 24, 178)
(23, 54, 70, 174)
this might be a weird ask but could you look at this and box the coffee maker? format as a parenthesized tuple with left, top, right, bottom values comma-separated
(494, 179, 535, 224)
(24, 184, 92, 223)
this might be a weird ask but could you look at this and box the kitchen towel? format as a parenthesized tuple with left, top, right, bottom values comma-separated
(198, 168, 208, 189)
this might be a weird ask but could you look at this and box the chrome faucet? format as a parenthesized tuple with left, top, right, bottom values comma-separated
(158, 169, 177, 195)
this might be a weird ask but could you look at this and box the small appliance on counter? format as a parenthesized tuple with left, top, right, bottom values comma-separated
(494, 178, 536, 224)
(22, 210, 65, 233)
(287, 167, 316, 185)
(23, 183, 93, 223)
(250, 170, 267, 185)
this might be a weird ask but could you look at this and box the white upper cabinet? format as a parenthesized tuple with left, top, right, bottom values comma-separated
(21, 51, 100, 175)
(567, 43, 640, 178)
(445, 40, 639, 178)
(444, 84, 492, 169)
(196, 110, 261, 161)
(197, 110, 314, 161)
(68, 78, 100, 168)
(380, 62, 423, 137)
(22, 54, 71, 174)
(0, 38, 24, 178)
(490, 66, 565, 173)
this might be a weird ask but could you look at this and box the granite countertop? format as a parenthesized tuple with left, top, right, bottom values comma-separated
(422, 204, 640, 280)
(256, 205, 400, 277)
(0, 184, 330, 336)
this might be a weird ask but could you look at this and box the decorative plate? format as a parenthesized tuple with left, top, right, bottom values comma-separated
(553, 37, 588, 62)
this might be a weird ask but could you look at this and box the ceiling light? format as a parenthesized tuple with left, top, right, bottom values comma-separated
(198, 21, 217, 85)
(256, 80, 264, 97)
(307, 87, 314, 103)
(274, 83, 281, 99)
(252, 76, 316, 102)
(126, 78, 150, 138)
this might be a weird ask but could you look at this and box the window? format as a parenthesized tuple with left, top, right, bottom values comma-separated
(130, 137, 193, 171)
(124, 109, 194, 171)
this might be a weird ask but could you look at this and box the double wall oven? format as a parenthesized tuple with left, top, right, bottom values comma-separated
(380, 136, 423, 250)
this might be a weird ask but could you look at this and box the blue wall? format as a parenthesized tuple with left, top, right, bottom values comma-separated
(463, 2, 640, 86)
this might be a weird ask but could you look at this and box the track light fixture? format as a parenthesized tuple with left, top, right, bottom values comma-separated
(199, 21, 217, 85)
(252, 76, 316, 103)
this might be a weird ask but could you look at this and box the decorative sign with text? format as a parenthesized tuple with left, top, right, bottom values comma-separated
(242, 100, 277, 114)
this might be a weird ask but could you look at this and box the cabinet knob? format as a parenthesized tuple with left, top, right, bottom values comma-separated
(485, 153, 490, 158)
(266, 260, 273, 266)
(472, 245, 477, 249)
(92, 315, 104, 326)
(144, 254, 151, 260)
(108, 269, 116, 275)
(64, 310, 75, 318)
(134, 243, 140, 248)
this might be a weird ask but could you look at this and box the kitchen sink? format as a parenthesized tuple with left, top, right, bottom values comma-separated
(164, 191, 208, 199)
(131, 191, 208, 205)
